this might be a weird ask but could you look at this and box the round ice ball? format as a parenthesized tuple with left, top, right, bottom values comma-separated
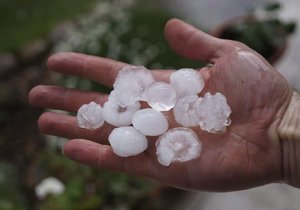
(173, 95, 199, 127)
(146, 81, 177, 111)
(196, 92, 231, 133)
(108, 126, 148, 157)
(103, 91, 141, 127)
(113, 66, 155, 107)
(77, 101, 104, 129)
(132, 108, 169, 136)
(170, 68, 205, 97)
(156, 127, 202, 166)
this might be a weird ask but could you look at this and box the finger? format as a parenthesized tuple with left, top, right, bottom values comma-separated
(63, 139, 191, 187)
(47, 52, 173, 87)
(38, 112, 113, 143)
(63, 139, 157, 175)
(29, 85, 108, 112)
(164, 19, 236, 63)
(47, 52, 125, 87)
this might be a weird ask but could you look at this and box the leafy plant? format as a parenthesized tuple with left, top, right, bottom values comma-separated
(54, 0, 202, 93)
(35, 148, 160, 210)
(0, 162, 26, 210)
(0, 0, 98, 52)
(216, 2, 296, 62)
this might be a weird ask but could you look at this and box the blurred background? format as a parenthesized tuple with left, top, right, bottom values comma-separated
(1, 0, 300, 209)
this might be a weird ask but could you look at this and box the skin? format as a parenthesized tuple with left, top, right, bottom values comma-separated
(28, 19, 293, 191)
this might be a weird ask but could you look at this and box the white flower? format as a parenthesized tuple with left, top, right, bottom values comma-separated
(35, 177, 65, 199)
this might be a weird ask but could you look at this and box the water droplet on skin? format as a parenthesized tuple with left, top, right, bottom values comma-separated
(237, 51, 269, 71)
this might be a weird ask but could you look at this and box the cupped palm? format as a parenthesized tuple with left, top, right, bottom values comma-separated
(29, 19, 292, 191)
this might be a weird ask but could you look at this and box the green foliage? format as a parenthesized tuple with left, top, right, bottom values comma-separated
(54, 0, 201, 70)
(1, 1, 195, 209)
(0, 162, 26, 210)
(264, 2, 281, 11)
(54, 0, 202, 93)
(35, 148, 156, 210)
(0, 0, 98, 52)
(218, 3, 296, 61)
(221, 19, 292, 59)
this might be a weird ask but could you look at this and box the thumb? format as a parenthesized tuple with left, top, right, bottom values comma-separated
(164, 19, 235, 63)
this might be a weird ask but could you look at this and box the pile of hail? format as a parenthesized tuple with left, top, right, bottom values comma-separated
(77, 66, 231, 166)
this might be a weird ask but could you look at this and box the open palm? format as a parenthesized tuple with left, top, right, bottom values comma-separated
(29, 19, 292, 191)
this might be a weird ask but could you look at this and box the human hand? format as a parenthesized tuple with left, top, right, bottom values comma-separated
(29, 19, 293, 191)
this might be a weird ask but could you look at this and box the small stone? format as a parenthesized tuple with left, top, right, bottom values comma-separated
(173, 95, 199, 127)
(132, 108, 169, 136)
(156, 127, 202, 166)
(77, 101, 104, 129)
(146, 81, 177, 111)
(196, 92, 231, 133)
(113, 66, 155, 107)
(108, 126, 148, 157)
(170, 68, 205, 97)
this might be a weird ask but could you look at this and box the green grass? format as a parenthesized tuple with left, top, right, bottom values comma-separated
(0, 0, 98, 52)
(127, 1, 202, 69)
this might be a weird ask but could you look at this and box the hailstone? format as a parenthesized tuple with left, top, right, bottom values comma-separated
(103, 91, 141, 127)
(170, 68, 205, 97)
(77, 101, 104, 129)
(173, 95, 199, 127)
(132, 108, 169, 136)
(156, 127, 202, 166)
(113, 66, 155, 107)
(196, 92, 231, 133)
(108, 126, 148, 157)
(146, 81, 177, 111)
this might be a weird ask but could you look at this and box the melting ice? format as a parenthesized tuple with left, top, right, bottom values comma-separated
(146, 81, 177, 111)
(170, 68, 204, 97)
(77, 101, 104, 129)
(103, 91, 141, 127)
(197, 92, 231, 133)
(173, 95, 199, 127)
(109, 126, 148, 157)
(156, 127, 202, 166)
(76, 65, 232, 163)
(132, 108, 169, 136)
(113, 66, 155, 107)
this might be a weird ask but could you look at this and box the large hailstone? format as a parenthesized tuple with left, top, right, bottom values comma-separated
(132, 108, 169, 136)
(77, 101, 104, 129)
(108, 126, 148, 157)
(170, 68, 205, 97)
(196, 92, 231, 133)
(156, 127, 202, 166)
(146, 81, 177, 111)
(173, 95, 199, 127)
(113, 66, 155, 107)
(103, 91, 141, 127)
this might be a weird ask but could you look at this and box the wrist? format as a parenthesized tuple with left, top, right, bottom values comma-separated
(278, 91, 300, 187)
